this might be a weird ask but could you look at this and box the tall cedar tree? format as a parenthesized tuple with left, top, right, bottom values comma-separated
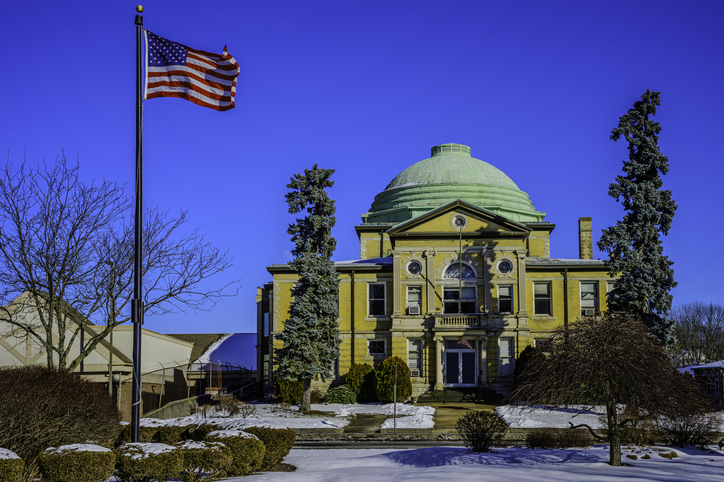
(512, 313, 711, 467)
(275, 165, 340, 412)
(598, 90, 677, 342)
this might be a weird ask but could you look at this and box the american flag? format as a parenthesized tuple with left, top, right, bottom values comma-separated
(144, 30, 240, 111)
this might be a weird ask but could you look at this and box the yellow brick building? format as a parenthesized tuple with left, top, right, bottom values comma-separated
(257, 143, 612, 397)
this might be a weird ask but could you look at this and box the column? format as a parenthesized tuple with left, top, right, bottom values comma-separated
(393, 252, 401, 316)
(478, 335, 488, 386)
(515, 250, 528, 316)
(424, 250, 435, 314)
(434, 336, 444, 390)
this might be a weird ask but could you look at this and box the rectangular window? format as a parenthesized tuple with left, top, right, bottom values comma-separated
(498, 285, 513, 314)
(408, 339, 422, 374)
(498, 337, 514, 377)
(368, 339, 386, 357)
(580, 282, 598, 315)
(534, 282, 551, 315)
(368, 283, 386, 317)
(534, 338, 552, 353)
(443, 286, 476, 314)
(407, 286, 422, 315)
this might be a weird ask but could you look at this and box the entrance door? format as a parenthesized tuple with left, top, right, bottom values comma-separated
(444, 340, 477, 387)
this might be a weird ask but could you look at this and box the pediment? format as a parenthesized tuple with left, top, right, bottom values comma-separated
(386, 200, 529, 236)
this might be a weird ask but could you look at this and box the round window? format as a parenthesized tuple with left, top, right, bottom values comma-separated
(407, 260, 422, 275)
(498, 260, 513, 274)
(453, 216, 467, 228)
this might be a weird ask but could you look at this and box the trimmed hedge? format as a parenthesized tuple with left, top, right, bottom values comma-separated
(38, 445, 115, 482)
(525, 428, 593, 449)
(175, 441, 232, 481)
(206, 430, 265, 476)
(156, 424, 194, 445)
(323, 385, 357, 404)
(117, 424, 163, 445)
(243, 426, 296, 470)
(273, 378, 303, 405)
(346, 363, 377, 403)
(114, 443, 182, 482)
(0, 449, 24, 482)
(375, 356, 412, 403)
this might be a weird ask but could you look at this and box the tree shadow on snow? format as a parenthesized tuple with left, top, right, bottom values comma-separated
(382, 447, 604, 468)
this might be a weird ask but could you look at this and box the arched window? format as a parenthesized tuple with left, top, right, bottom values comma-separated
(443, 262, 477, 314)
(443, 262, 476, 280)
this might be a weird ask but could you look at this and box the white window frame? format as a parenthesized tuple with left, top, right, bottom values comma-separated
(368, 282, 386, 317)
(497, 284, 513, 314)
(368, 339, 386, 357)
(580, 281, 599, 315)
(443, 286, 477, 314)
(407, 339, 422, 375)
(442, 261, 477, 280)
(498, 337, 515, 377)
(533, 282, 552, 316)
(406, 285, 422, 314)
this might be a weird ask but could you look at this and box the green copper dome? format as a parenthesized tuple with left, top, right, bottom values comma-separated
(361, 143, 545, 224)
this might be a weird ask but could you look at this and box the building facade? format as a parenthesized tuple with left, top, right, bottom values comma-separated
(257, 143, 613, 397)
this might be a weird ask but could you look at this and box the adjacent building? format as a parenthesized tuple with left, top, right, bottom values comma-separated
(257, 143, 614, 397)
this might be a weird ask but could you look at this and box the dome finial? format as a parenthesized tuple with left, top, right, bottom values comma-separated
(431, 143, 471, 157)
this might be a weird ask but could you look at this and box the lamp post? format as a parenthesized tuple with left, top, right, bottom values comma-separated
(106, 260, 116, 397)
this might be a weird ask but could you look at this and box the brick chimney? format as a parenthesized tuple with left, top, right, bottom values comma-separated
(579, 217, 593, 260)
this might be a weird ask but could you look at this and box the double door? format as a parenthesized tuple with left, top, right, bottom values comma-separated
(444, 347, 477, 387)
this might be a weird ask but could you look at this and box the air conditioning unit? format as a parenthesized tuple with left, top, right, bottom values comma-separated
(583, 309, 595, 316)
(408, 305, 420, 315)
(410, 369, 420, 378)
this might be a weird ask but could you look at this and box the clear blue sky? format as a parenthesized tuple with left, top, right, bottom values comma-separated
(2, 1, 722, 334)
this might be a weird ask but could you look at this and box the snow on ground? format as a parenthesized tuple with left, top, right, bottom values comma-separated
(235, 446, 724, 481)
(144, 402, 434, 430)
(497, 405, 606, 429)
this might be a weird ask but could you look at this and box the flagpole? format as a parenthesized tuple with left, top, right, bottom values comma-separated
(131, 5, 144, 443)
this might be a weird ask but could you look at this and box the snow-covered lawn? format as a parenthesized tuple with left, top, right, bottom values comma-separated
(144, 402, 435, 430)
(236, 445, 724, 481)
(135, 403, 724, 480)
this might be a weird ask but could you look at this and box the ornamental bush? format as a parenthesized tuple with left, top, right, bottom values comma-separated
(455, 411, 507, 453)
(0, 449, 24, 482)
(323, 385, 357, 404)
(206, 430, 265, 476)
(116, 422, 164, 445)
(156, 424, 193, 445)
(273, 378, 303, 405)
(114, 443, 182, 482)
(346, 363, 377, 403)
(375, 356, 412, 403)
(0, 366, 119, 479)
(38, 445, 115, 482)
(175, 441, 232, 481)
(242, 427, 296, 470)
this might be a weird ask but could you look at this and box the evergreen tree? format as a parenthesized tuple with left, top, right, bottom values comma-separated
(598, 90, 677, 342)
(274, 165, 340, 412)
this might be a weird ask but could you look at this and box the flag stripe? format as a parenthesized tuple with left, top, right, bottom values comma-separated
(143, 30, 239, 111)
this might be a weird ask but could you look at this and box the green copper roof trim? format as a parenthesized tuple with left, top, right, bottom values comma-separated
(362, 143, 545, 225)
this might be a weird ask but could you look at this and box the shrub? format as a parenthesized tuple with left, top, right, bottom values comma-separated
(243, 427, 296, 470)
(186, 424, 217, 442)
(455, 411, 507, 453)
(0, 449, 24, 482)
(323, 385, 357, 404)
(273, 378, 303, 405)
(310, 389, 325, 404)
(658, 411, 722, 447)
(375, 356, 412, 403)
(117, 424, 163, 445)
(114, 443, 182, 482)
(206, 430, 265, 476)
(214, 394, 242, 418)
(526, 428, 593, 449)
(156, 424, 194, 445)
(175, 441, 232, 481)
(346, 363, 377, 403)
(0, 366, 119, 479)
(38, 444, 115, 482)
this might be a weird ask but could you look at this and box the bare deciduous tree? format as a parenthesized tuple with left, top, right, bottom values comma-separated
(668, 301, 724, 366)
(511, 312, 711, 466)
(0, 155, 237, 372)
